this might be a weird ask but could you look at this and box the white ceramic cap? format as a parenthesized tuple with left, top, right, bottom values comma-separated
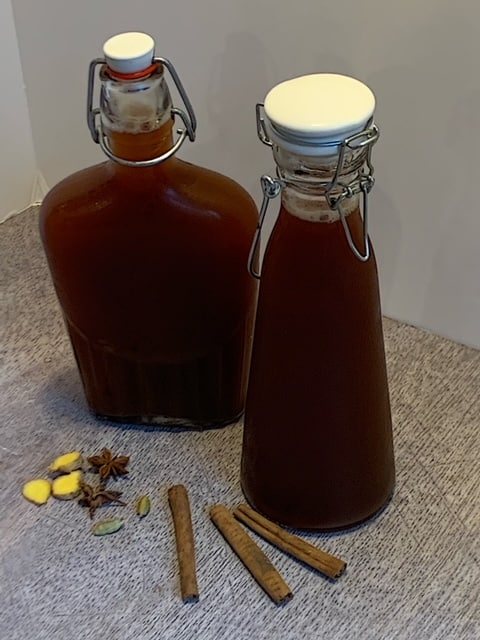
(263, 73, 375, 156)
(103, 32, 155, 74)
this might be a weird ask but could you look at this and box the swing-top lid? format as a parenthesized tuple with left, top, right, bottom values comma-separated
(263, 73, 375, 156)
(103, 32, 155, 75)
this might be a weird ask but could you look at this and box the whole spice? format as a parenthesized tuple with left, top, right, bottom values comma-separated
(48, 451, 83, 474)
(87, 448, 129, 481)
(52, 470, 83, 500)
(22, 478, 52, 505)
(168, 485, 199, 603)
(233, 504, 346, 579)
(78, 482, 126, 519)
(210, 504, 293, 605)
(136, 495, 151, 518)
(92, 518, 124, 536)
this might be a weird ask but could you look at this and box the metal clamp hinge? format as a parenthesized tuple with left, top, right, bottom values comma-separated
(254, 102, 379, 262)
(325, 125, 378, 261)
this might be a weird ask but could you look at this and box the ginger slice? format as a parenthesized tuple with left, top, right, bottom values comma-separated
(22, 478, 52, 505)
(48, 451, 83, 474)
(52, 470, 83, 500)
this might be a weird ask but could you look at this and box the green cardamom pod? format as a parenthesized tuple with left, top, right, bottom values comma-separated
(137, 495, 151, 517)
(92, 518, 124, 536)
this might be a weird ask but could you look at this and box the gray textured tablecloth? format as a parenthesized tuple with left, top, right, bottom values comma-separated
(1, 208, 479, 640)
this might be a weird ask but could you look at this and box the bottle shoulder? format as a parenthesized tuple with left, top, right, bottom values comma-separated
(262, 207, 378, 274)
(40, 158, 258, 228)
(170, 159, 258, 217)
(40, 162, 114, 217)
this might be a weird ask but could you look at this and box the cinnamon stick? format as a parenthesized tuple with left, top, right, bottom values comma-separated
(233, 504, 346, 579)
(210, 504, 292, 605)
(168, 484, 199, 602)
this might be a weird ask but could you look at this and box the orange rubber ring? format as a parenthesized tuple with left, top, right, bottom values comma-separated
(106, 62, 160, 81)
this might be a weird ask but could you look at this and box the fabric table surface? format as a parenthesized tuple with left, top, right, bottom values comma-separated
(1, 208, 479, 640)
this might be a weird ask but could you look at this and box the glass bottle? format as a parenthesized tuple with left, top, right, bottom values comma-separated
(39, 32, 258, 427)
(241, 74, 395, 530)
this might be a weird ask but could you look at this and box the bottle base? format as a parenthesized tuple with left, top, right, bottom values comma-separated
(94, 410, 244, 430)
(241, 483, 395, 533)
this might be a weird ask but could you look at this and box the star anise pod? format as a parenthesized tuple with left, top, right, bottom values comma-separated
(87, 448, 130, 481)
(78, 481, 126, 519)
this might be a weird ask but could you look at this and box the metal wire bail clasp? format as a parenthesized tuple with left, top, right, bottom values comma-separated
(87, 56, 197, 167)
(256, 103, 273, 147)
(326, 124, 379, 262)
(248, 175, 284, 279)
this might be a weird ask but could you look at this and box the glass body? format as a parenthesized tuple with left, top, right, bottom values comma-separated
(241, 145, 395, 530)
(40, 66, 258, 426)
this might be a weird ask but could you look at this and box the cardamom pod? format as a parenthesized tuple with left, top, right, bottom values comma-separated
(136, 495, 151, 517)
(91, 518, 124, 536)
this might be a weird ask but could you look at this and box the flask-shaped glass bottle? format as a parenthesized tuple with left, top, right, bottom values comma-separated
(40, 33, 258, 427)
(241, 74, 395, 530)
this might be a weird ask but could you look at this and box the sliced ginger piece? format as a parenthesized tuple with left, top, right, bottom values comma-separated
(52, 470, 83, 500)
(22, 478, 52, 505)
(48, 451, 83, 474)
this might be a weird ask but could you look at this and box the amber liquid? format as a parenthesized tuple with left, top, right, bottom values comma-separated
(241, 205, 395, 530)
(40, 126, 258, 425)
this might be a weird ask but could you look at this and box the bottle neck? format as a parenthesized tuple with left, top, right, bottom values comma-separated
(100, 65, 175, 162)
(105, 121, 175, 162)
(272, 144, 367, 222)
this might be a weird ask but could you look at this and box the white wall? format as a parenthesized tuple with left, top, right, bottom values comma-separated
(10, 0, 480, 348)
(0, 1, 37, 221)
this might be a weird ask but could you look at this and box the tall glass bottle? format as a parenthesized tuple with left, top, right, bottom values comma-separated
(241, 74, 395, 530)
(40, 32, 258, 427)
